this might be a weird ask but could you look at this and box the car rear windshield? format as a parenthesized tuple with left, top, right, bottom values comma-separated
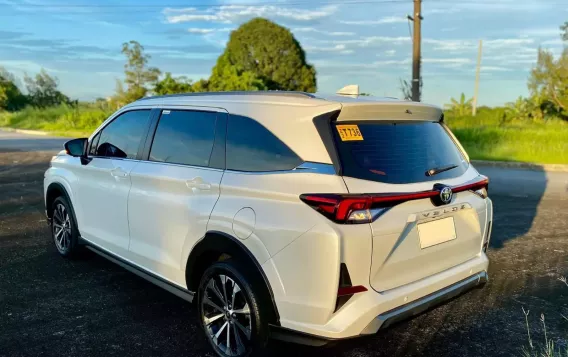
(332, 121, 468, 184)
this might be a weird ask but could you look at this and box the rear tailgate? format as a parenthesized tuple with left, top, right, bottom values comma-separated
(331, 116, 489, 292)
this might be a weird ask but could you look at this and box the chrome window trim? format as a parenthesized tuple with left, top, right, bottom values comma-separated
(133, 159, 224, 172)
(226, 162, 336, 176)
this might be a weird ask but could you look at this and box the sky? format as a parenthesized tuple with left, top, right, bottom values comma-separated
(0, 0, 566, 107)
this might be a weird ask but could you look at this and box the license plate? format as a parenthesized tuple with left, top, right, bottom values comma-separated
(417, 217, 456, 249)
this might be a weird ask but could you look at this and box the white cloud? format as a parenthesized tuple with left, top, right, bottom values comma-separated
(304, 44, 353, 54)
(481, 66, 512, 72)
(520, 27, 562, 38)
(423, 58, 472, 64)
(384, 49, 396, 56)
(164, 4, 338, 24)
(187, 28, 215, 34)
(541, 38, 564, 46)
(339, 16, 406, 26)
(186, 27, 233, 34)
(292, 27, 354, 36)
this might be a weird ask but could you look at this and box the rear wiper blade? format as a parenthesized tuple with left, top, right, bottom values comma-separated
(425, 164, 459, 177)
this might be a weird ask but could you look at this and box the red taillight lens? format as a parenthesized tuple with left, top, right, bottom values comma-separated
(301, 176, 489, 224)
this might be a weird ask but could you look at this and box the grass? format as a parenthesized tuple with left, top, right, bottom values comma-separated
(0, 104, 113, 138)
(445, 108, 568, 165)
(521, 277, 568, 357)
(1, 104, 567, 164)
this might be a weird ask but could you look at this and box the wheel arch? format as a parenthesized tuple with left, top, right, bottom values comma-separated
(186, 231, 280, 325)
(45, 182, 81, 237)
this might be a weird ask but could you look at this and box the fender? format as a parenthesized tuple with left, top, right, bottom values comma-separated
(45, 181, 81, 236)
(185, 230, 280, 324)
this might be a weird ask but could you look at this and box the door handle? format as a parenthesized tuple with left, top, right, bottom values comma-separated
(186, 177, 211, 191)
(110, 167, 129, 178)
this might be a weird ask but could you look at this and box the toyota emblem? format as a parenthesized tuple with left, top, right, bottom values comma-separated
(440, 187, 453, 204)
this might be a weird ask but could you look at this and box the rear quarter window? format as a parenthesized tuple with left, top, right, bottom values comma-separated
(226, 115, 303, 172)
(333, 121, 468, 184)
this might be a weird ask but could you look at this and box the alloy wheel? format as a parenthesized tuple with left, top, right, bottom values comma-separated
(53, 203, 71, 253)
(201, 274, 252, 356)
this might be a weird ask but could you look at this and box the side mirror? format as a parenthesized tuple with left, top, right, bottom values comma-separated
(64, 138, 87, 157)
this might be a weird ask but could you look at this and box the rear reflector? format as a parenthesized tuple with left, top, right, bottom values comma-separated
(300, 175, 489, 224)
(337, 285, 368, 297)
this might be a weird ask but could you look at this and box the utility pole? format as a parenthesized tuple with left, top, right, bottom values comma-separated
(472, 39, 483, 116)
(411, 0, 422, 102)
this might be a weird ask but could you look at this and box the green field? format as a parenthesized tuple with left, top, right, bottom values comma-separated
(445, 108, 568, 164)
(1, 105, 567, 164)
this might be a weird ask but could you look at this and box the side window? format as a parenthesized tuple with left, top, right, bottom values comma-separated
(226, 115, 302, 172)
(95, 110, 151, 159)
(149, 110, 217, 167)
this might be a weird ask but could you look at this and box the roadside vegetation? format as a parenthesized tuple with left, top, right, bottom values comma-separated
(1, 17, 567, 164)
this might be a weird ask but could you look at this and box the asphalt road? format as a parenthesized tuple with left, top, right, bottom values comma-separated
(1, 130, 567, 357)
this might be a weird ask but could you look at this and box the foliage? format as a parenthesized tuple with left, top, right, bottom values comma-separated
(211, 18, 316, 92)
(113, 40, 161, 104)
(209, 53, 267, 91)
(153, 72, 193, 95)
(444, 93, 473, 116)
(506, 96, 529, 121)
(528, 47, 568, 117)
(23, 69, 69, 108)
(0, 67, 27, 111)
(399, 78, 412, 100)
(191, 79, 210, 93)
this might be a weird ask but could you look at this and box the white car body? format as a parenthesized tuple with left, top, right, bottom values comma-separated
(44, 92, 492, 352)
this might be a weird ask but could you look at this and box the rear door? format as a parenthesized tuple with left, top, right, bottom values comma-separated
(127, 108, 226, 286)
(332, 120, 489, 292)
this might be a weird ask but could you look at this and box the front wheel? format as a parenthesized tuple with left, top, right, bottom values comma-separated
(197, 261, 270, 357)
(51, 196, 81, 258)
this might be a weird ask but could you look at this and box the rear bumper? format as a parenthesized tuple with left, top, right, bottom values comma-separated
(270, 270, 488, 346)
(361, 271, 487, 334)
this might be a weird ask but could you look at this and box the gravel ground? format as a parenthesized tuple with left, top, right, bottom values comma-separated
(0, 132, 567, 357)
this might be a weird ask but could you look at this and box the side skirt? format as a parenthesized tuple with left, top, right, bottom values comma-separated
(84, 241, 195, 303)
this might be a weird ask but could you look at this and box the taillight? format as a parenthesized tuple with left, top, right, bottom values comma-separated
(301, 176, 489, 224)
(299, 194, 389, 224)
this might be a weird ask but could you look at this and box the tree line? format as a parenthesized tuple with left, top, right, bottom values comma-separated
(0, 17, 566, 121)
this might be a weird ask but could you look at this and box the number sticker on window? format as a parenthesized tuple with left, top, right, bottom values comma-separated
(336, 125, 364, 141)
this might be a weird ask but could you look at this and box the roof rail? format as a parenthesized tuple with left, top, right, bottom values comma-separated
(137, 91, 317, 101)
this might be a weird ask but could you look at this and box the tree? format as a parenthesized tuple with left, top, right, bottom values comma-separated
(153, 72, 193, 95)
(210, 18, 316, 92)
(399, 79, 412, 100)
(24, 69, 69, 108)
(0, 67, 26, 111)
(528, 47, 568, 116)
(191, 79, 210, 93)
(444, 93, 473, 116)
(505, 96, 529, 121)
(118, 40, 161, 102)
(561, 21, 568, 42)
(209, 53, 267, 91)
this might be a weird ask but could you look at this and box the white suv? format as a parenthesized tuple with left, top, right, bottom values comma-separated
(44, 91, 492, 357)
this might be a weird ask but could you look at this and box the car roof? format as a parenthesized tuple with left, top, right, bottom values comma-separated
(131, 91, 413, 108)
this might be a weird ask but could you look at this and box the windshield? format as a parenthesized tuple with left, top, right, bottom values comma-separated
(333, 121, 469, 184)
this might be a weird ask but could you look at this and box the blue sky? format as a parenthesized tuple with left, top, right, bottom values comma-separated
(0, 0, 566, 106)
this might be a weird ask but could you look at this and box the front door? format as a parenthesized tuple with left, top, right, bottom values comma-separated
(76, 109, 152, 257)
(127, 109, 226, 286)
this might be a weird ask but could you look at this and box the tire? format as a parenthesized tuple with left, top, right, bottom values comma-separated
(50, 196, 81, 258)
(197, 260, 270, 357)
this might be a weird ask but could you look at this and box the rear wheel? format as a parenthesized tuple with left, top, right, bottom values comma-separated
(197, 261, 270, 357)
(51, 196, 81, 258)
